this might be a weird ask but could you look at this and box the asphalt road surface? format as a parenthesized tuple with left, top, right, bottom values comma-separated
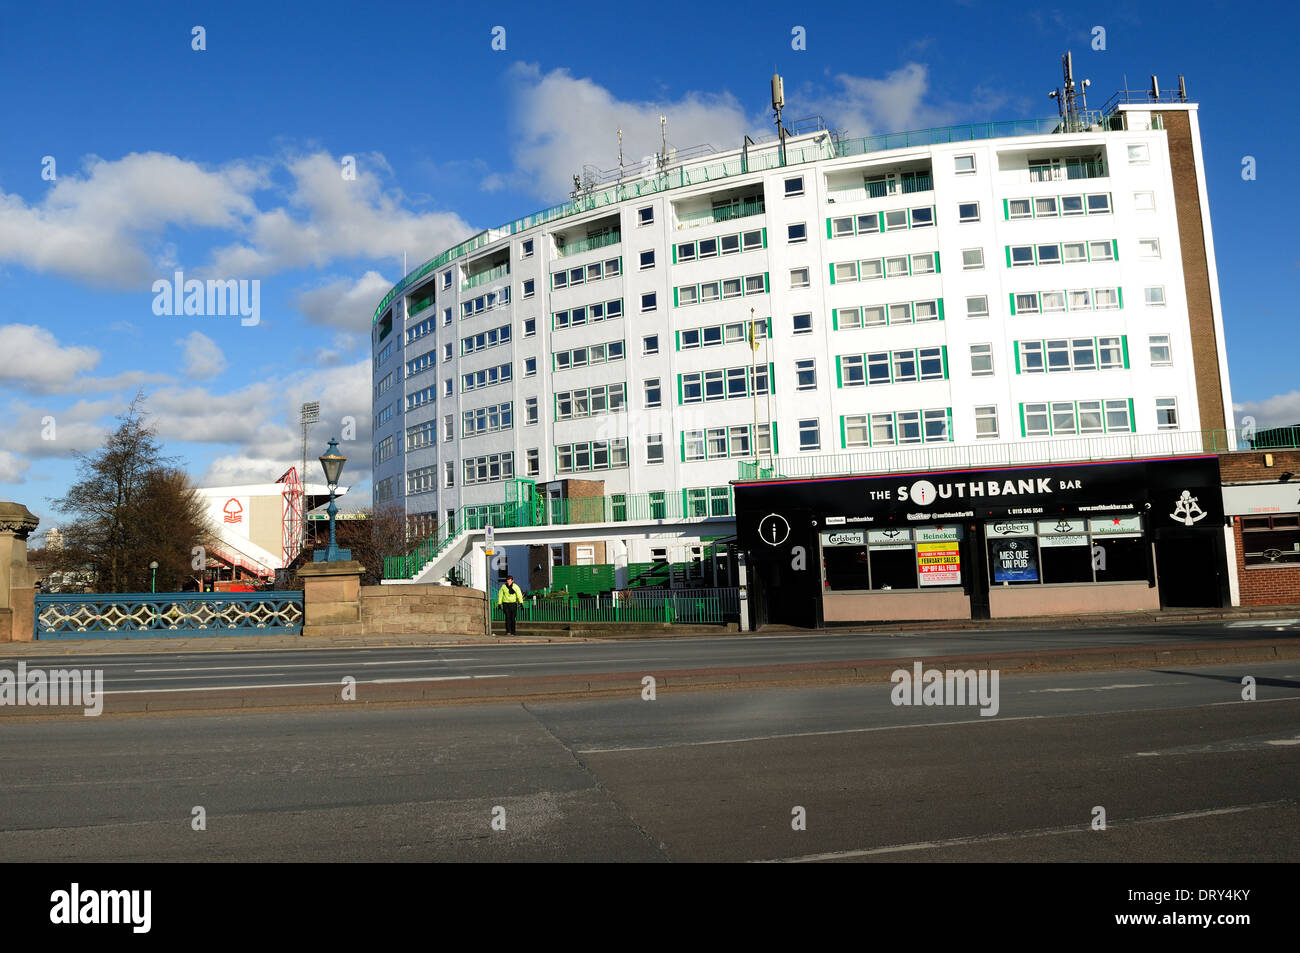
(2, 660, 1297, 862)
(5, 619, 1298, 695)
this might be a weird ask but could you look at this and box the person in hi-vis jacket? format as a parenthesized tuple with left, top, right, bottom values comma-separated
(496, 575, 525, 635)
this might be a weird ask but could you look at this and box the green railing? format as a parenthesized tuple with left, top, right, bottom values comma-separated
(406, 290, 436, 316)
(676, 198, 766, 227)
(735, 429, 1292, 483)
(491, 587, 738, 625)
(461, 263, 510, 291)
(384, 489, 733, 580)
(557, 230, 621, 257)
(376, 115, 1116, 324)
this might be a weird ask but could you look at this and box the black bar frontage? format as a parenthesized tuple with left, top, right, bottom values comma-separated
(734, 455, 1225, 628)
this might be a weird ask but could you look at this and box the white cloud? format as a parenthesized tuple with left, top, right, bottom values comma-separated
(295, 270, 394, 332)
(0, 450, 31, 484)
(1235, 391, 1300, 430)
(811, 64, 952, 137)
(0, 152, 263, 288)
(178, 331, 228, 379)
(0, 399, 116, 457)
(0, 324, 100, 391)
(205, 152, 473, 277)
(497, 63, 758, 200)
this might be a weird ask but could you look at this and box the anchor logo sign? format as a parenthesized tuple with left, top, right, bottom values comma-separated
(1170, 490, 1206, 526)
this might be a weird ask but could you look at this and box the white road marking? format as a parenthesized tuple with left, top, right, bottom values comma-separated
(1266, 737, 1300, 746)
(1030, 683, 1168, 693)
(133, 658, 474, 673)
(102, 674, 506, 695)
(1228, 619, 1298, 627)
(763, 801, 1294, 862)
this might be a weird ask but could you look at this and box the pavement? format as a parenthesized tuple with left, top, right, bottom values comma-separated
(11, 603, 1300, 655)
(2, 661, 1296, 862)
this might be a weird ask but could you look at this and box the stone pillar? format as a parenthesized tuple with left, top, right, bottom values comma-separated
(298, 560, 364, 636)
(0, 502, 40, 642)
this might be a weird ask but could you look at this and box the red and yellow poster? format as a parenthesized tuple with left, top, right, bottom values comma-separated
(917, 541, 961, 586)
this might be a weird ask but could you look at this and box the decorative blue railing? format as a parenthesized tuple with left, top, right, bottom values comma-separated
(33, 591, 305, 639)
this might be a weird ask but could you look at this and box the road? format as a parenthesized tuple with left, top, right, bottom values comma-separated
(5, 620, 1299, 695)
(2, 661, 1297, 861)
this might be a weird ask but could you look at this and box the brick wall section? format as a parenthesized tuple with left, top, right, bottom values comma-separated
(1155, 109, 1229, 433)
(557, 479, 606, 564)
(1220, 450, 1300, 605)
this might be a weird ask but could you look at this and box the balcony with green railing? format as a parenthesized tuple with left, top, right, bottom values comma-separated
(676, 198, 766, 228)
(406, 290, 436, 316)
(556, 229, 621, 257)
(461, 262, 510, 291)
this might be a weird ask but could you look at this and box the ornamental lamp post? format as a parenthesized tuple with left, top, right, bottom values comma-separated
(149, 560, 159, 593)
(317, 438, 351, 562)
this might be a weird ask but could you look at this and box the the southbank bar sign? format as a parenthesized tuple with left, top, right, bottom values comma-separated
(740, 458, 1222, 526)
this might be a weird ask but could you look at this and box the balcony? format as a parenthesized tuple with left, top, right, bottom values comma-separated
(406, 290, 436, 316)
(556, 229, 621, 257)
(827, 171, 932, 205)
(461, 262, 510, 291)
(1028, 158, 1107, 182)
(676, 198, 766, 228)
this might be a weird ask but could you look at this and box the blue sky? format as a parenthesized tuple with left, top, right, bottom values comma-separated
(1, 0, 1295, 530)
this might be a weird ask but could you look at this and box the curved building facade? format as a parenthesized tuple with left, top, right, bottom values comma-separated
(371, 99, 1234, 595)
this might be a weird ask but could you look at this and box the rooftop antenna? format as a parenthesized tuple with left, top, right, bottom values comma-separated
(658, 113, 667, 174)
(1177, 75, 1187, 101)
(1051, 52, 1091, 132)
(771, 72, 788, 166)
(617, 128, 624, 181)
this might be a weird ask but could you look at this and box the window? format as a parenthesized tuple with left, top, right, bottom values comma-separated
(440, 343, 452, 363)
(1149, 334, 1172, 366)
(521, 278, 535, 300)
(1127, 143, 1150, 164)
(637, 206, 654, 226)
(643, 335, 659, 355)
(1133, 191, 1156, 212)
(1010, 245, 1035, 267)
(523, 317, 536, 337)
(962, 248, 984, 270)
(639, 249, 655, 270)
(1035, 196, 1058, 218)
(784, 176, 804, 197)
(462, 451, 514, 486)
(1088, 240, 1114, 262)
(911, 252, 937, 275)
(958, 201, 980, 223)
(556, 438, 629, 473)
(1143, 285, 1166, 307)
(798, 418, 820, 452)
(443, 307, 452, 326)
(790, 267, 810, 289)
(443, 378, 453, 397)
(975, 405, 999, 438)
(643, 377, 662, 408)
(1156, 397, 1179, 430)
(641, 291, 657, 312)
(1008, 198, 1033, 220)
(967, 295, 989, 319)
(461, 402, 513, 437)
(793, 312, 812, 335)
(441, 272, 452, 290)
(443, 462, 455, 488)
(523, 357, 537, 377)
(1015, 293, 1040, 315)
(910, 206, 934, 228)
(525, 397, 538, 425)
(787, 223, 807, 244)
(884, 209, 908, 231)
(1061, 195, 1085, 217)
(521, 239, 534, 259)
(1242, 515, 1300, 567)
(526, 448, 539, 476)
(1138, 238, 1161, 259)
(442, 414, 454, 442)
(1086, 193, 1110, 215)
(970, 343, 994, 377)
(1094, 288, 1120, 310)
(954, 154, 976, 174)
(795, 359, 817, 391)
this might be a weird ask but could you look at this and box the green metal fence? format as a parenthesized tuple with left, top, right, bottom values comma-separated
(462, 262, 510, 290)
(491, 587, 738, 625)
(735, 429, 1295, 483)
(383, 489, 734, 580)
(676, 199, 766, 228)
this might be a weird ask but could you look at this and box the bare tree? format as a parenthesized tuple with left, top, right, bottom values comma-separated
(49, 393, 210, 593)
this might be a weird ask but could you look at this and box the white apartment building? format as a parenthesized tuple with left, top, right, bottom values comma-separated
(372, 92, 1233, 596)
